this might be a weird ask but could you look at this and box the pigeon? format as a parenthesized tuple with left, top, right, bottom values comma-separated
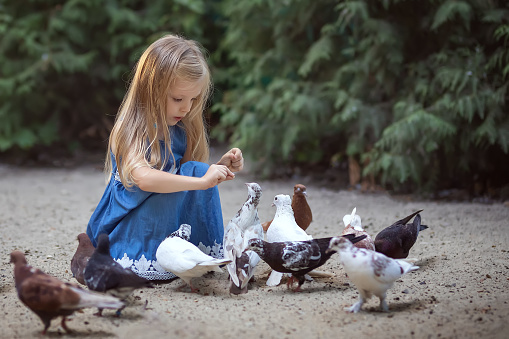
(262, 184, 312, 232)
(291, 184, 313, 231)
(246, 234, 367, 292)
(83, 233, 154, 316)
(223, 183, 264, 294)
(327, 237, 419, 313)
(70, 233, 95, 285)
(265, 194, 313, 286)
(10, 251, 123, 335)
(374, 210, 428, 259)
(341, 207, 375, 250)
(156, 224, 232, 292)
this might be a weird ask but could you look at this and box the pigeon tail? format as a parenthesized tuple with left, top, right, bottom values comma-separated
(198, 258, 231, 267)
(68, 286, 124, 309)
(394, 260, 420, 275)
(398, 209, 423, 225)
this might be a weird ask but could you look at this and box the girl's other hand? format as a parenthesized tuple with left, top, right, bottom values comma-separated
(217, 148, 244, 173)
(202, 164, 235, 189)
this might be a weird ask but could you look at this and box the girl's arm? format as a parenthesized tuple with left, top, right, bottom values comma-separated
(132, 164, 234, 193)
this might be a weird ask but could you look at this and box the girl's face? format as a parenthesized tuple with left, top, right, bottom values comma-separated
(166, 78, 204, 126)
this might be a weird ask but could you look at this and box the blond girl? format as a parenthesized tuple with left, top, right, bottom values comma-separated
(86, 34, 243, 280)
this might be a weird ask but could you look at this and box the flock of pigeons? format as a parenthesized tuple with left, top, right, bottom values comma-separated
(9, 182, 428, 335)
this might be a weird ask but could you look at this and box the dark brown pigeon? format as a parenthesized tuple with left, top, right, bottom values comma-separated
(10, 251, 123, 335)
(374, 210, 428, 259)
(262, 184, 312, 232)
(83, 233, 154, 316)
(70, 233, 95, 285)
(246, 234, 367, 292)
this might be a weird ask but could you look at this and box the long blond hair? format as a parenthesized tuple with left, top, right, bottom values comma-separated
(106, 34, 212, 187)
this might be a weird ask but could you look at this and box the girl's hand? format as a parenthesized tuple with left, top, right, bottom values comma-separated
(217, 148, 244, 173)
(202, 164, 235, 189)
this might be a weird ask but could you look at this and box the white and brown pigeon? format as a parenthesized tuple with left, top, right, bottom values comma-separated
(10, 250, 123, 335)
(246, 233, 367, 292)
(156, 224, 232, 293)
(262, 184, 313, 232)
(265, 194, 313, 286)
(223, 183, 264, 294)
(83, 233, 154, 316)
(374, 210, 428, 259)
(70, 233, 95, 285)
(342, 207, 375, 250)
(327, 237, 419, 313)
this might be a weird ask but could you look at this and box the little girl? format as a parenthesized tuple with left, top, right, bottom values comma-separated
(86, 34, 244, 280)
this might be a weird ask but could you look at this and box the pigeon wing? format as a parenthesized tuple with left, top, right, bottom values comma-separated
(281, 241, 320, 271)
(370, 252, 417, 284)
(19, 273, 80, 313)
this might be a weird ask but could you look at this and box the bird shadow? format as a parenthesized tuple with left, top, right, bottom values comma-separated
(252, 280, 349, 295)
(356, 299, 423, 314)
(98, 311, 145, 321)
(0, 284, 13, 294)
(412, 256, 440, 270)
(42, 329, 117, 338)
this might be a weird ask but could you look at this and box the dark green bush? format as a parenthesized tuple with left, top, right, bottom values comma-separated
(213, 0, 509, 193)
(0, 0, 213, 152)
(1, 0, 508, 194)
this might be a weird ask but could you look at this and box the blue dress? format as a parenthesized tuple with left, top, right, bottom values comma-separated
(86, 124, 224, 280)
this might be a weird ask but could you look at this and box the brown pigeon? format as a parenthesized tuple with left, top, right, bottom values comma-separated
(70, 233, 95, 285)
(374, 210, 428, 259)
(84, 233, 154, 315)
(291, 184, 313, 231)
(10, 250, 124, 335)
(262, 184, 312, 232)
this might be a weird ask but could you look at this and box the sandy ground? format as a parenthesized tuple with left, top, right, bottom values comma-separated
(1, 152, 509, 339)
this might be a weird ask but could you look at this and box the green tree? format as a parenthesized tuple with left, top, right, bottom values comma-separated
(0, 0, 213, 152)
(214, 0, 509, 193)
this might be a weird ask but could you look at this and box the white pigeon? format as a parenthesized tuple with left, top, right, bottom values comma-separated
(265, 194, 312, 286)
(341, 207, 375, 250)
(327, 236, 419, 313)
(156, 224, 231, 292)
(223, 183, 264, 294)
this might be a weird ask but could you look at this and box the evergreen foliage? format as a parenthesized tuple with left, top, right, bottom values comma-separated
(1, 0, 508, 194)
(214, 0, 509, 192)
(0, 0, 212, 152)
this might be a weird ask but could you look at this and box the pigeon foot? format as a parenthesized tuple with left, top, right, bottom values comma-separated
(345, 300, 363, 313)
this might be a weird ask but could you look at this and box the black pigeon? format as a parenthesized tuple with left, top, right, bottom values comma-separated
(246, 234, 367, 292)
(83, 233, 154, 315)
(374, 210, 428, 259)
